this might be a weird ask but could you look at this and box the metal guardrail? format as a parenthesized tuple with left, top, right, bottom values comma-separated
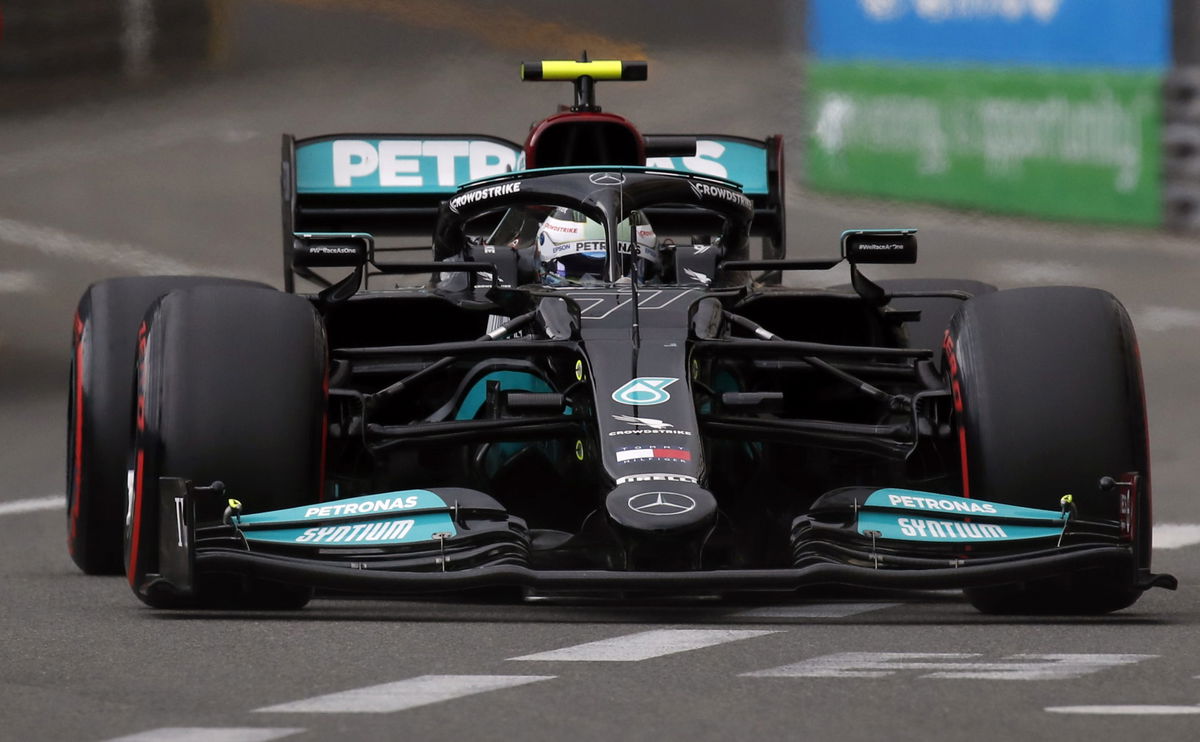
(1166, 1, 1200, 229)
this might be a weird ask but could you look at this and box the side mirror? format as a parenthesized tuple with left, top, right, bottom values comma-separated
(841, 229, 917, 264)
(293, 232, 372, 268)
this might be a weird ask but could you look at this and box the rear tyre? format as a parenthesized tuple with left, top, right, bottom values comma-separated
(946, 287, 1150, 614)
(67, 276, 269, 575)
(127, 285, 326, 609)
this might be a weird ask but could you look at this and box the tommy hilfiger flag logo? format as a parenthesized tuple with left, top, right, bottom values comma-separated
(615, 446, 692, 463)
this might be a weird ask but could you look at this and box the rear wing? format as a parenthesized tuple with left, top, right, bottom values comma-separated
(281, 133, 523, 290)
(281, 132, 786, 290)
(642, 134, 786, 262)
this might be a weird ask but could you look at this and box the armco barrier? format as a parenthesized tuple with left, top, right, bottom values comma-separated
(1164, 123, 1200, 179)
(1164, 182, 1200, 230)
(1164, 67, 1200, 123)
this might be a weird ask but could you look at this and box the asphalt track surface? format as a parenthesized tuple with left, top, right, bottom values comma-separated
(2, 2, 1200, 740)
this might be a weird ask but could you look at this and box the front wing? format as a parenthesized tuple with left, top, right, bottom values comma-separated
(136, 478, 1176, 604)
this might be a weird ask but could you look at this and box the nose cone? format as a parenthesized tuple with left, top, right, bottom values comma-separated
(604, 481, 718, 570)
(605, 481, 717, 536)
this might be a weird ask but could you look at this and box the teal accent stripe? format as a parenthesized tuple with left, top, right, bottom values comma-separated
(244, 512, 457, 547)
(865, 488, 1065, 522)
(236, 490, 447, 526)
(858, 511, 1063, 543)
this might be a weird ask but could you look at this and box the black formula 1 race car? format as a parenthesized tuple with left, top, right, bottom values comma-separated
(67, 59, 1175, 613)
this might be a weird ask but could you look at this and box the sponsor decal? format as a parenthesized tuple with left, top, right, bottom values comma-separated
(857, 510, 1064, 542)
(865, 488, 1065, 520)
(608, 415, 693, 437)
(235, 490, 445, 527)
(174, 496, 187, 548)
(898, 517, 1007, 539)
(857, 0, 1064, 24)
(242, 510, 458, 547)
(683, 267, 711, 284)
(613, 414, 674, 430)
(627, 491, 697, 516)
(448, 181, 521, 213)
(542, 221, 582, 234)
(616, 446, 692, 463)
(303, 495, 420, 519)
(296, 519, 415, 543)
(589, 172, 626, 185)
(688, 180, 753, 211)
(885, 492, 996, 514)
(616, 473, 700, 485)
(297, 139, 519, 192)
(612, 377, 678, 406)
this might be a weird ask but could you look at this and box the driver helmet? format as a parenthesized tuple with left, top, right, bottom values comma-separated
(535, 208, 658, 285)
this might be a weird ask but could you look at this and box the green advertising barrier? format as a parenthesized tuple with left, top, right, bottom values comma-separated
(807, 63, 1162, 225)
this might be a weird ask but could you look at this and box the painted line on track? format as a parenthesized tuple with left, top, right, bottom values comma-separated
(255, 675, 554, 714)
(0, 270, 40, 294)
(1046, 705, 1200, 715)
(743, 653, 1157, 680)
(987, 260, 1098, 285)
(509, 628, 779, 662)
(0, 495, 63, 517)
(0, 216, 211, 276)
(733, 602, 895, 619)
(104, 728, 304, 742)
(1154, 523, 1200, 550)
(1135, 306, 1200, 333)
(0, 121, 258, 179)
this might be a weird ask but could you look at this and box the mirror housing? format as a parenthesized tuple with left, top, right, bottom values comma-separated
(841, 229, 917, 264)
(293, 232, 371, 268)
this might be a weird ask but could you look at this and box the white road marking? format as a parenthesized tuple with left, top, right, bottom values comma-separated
(104, 728, 304, 742)
(987, 260, 1097, 284)
(0, 121, 258, 178)
(254, 675, 553, 714)
(0, 216, 203, 275)
(743, 652, 1155, 680)
(509, 628, 778, 662)
(1135, 306, 1200, 332)
(1155, 523, 1200, 549)
(0, 495, 63, 517)
(0, 270, 40, 293)
(1046, 705, 1200, 715)
(733, 602, 897, 619)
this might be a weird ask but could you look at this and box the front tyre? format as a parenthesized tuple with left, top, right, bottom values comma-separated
(126, 285, 326, 609)
(946, 286, 1151, 614)
(68, 276, 269, 574)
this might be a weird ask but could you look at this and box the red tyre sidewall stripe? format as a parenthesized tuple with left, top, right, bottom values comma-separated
(943, 330, 970, 499)
(128, 320, 150, 588)
(69, 313, 86, 555)
(127, 449, 145, 588)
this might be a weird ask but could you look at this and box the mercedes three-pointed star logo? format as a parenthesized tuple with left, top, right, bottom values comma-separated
(589, 172, 626, 185)
(627, 491, 697, 516)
